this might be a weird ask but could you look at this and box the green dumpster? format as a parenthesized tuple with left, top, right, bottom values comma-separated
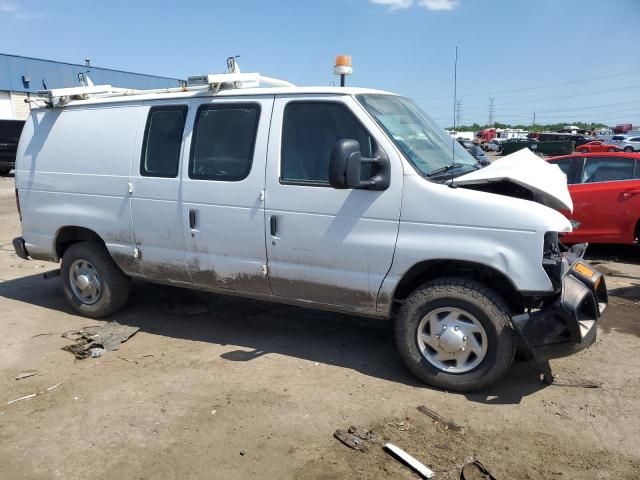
(501, 140, 574, 156)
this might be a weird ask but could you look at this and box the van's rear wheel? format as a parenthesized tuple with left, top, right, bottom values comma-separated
(395, 278, 516, 392)
(61, 242, 130, 318)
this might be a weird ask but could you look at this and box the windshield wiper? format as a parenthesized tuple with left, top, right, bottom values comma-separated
(428, 163, 478, 177)
(428, 164, 456, 177)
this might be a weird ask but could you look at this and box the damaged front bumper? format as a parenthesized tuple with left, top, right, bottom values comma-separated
(513, 244, 608, 360)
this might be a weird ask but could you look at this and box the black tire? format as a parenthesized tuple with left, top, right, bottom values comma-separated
(0, 168, 11, 176)
(61, 241, 130, 318)
(607, 148, 616, 152)
(580, 148, 589, 153)
(395, 278, 516, 392)
(624, 146, 634, 152)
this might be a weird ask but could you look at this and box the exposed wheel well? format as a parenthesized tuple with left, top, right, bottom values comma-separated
(55, 226, 105, 260)
(392, 260, 523, 313)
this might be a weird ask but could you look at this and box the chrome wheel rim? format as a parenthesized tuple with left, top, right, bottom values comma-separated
(417, 307, 488, 374)
(69, 259, 102, 305)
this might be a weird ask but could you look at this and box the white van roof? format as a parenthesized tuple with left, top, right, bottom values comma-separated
(27, 68, 395, 110)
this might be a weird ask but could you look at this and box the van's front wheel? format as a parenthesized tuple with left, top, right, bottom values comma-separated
(395, 278, 516, 392)
(61, 242, 130, 318)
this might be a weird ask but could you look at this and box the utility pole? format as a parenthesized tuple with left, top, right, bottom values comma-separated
(488, 97, 495, 126)
(532, 112, 536, 130)
(455, 99, 463, 127)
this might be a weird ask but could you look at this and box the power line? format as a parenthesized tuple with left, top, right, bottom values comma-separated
(422, 84, 640, 112)
(484, 100, 639, 114)
(427, 101, 640, 119)
(493, 84, 640, 108)
(415, 69, 640, 101)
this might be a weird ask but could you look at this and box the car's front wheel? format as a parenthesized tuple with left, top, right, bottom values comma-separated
(0, 168, 11, 176)
(607, 147, 616, 152)
(395, 278, 516, 392)
(624, 146, 634, 152)
(61, 241, 130, 318)
(580, 148, 589, 153)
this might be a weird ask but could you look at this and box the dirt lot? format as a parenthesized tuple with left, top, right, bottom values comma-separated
(1, 173, 639, 479)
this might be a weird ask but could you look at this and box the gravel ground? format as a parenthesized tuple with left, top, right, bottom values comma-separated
(0, 173, 639, 479)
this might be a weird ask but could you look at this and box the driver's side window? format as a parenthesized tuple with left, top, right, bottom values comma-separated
(280, 102, 374, 185)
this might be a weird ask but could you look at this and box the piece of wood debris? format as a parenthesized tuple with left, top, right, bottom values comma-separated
(15, 370, 38, 380)
(383, 443, 435, 479)
(417, 405, 464, 432)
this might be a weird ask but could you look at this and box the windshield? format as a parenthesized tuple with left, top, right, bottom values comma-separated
(357, 94, 478, 177)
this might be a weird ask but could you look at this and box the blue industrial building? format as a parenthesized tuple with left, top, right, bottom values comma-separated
(0, 53, 183, 120)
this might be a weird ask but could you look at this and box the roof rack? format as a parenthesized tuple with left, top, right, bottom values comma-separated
(26, 58, 295, 108)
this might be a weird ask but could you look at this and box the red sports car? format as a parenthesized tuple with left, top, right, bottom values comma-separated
(547, 152, 640, 244)
(575, 141, 619, 153)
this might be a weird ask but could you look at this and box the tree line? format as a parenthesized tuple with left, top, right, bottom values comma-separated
(449, 121, 610, 132)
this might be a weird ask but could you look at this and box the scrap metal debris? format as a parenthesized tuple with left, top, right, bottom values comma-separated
(7, 393, 37, 405)
(6, 359, 117, 405)
(334, 429, 369, 451)
(383, 443, 435, 479)
(348, 425, 377, 443)
(61, 322, 139, 359)
(417, 405, 464, 433)
(460, 460, 496, 480)
(15, 370, 38, 380)
(387, 420, 411, 432)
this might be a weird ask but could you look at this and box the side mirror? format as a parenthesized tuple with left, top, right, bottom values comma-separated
(329, 139, 390, 191)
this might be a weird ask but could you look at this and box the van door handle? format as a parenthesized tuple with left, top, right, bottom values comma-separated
(189, 209, 198, 229)
(622, 189, 640, 198)
(270, 215, 278, 236)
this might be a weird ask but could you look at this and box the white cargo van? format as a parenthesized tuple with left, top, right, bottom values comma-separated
(12, 65, 607, 392)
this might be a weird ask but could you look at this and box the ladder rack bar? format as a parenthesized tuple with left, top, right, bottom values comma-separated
(31, 72, 295, 108)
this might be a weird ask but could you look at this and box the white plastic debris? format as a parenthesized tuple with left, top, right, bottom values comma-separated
(383, 443, 435, 479)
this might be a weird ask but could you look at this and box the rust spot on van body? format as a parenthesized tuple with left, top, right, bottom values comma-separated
(268, 277, 377, 315)
(189, 269, 270, 295)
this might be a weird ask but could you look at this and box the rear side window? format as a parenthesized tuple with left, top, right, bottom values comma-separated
(281, 102, 374, 185)
(140, 106, 187, 177)
(189, 103, 260, 181)
(581, 157, 635, 183)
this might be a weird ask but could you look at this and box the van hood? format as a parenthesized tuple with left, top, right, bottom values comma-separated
(455, 148, 573, 212)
